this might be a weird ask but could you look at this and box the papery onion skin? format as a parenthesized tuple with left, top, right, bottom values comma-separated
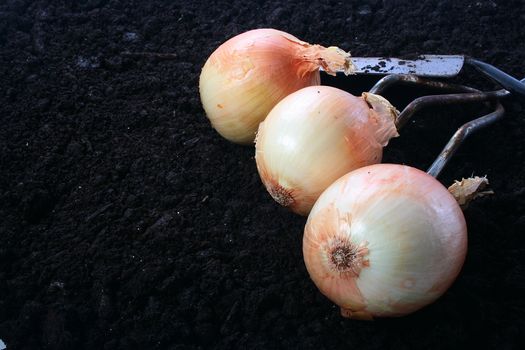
(303, 164, 467, 319)
(255, 86, 398, 216)
(199, 28, 354, 144)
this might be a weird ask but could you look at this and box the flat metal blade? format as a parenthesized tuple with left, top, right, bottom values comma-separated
(350, 55, 465, 77)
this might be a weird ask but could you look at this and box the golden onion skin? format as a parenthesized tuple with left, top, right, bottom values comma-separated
(303, 164, 467, 319)
(255, 86, 398, 215)
(199, 28, 353, 144)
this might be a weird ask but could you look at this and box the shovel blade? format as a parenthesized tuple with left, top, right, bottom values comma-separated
(350, 55, 465, 77)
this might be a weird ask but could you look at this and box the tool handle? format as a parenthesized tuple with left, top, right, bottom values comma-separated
(466, 58, 525, 97)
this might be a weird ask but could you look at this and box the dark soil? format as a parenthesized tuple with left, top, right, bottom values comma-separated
(1, 0, 525, 349)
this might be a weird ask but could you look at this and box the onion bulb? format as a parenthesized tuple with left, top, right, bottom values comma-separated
(255, 86, 399, 216)
(199, 28, 354, 144)
(303, 164, 467, 319)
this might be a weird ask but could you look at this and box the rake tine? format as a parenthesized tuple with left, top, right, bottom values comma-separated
(427, 102, 505, 178)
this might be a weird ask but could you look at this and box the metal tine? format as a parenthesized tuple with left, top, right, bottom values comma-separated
(369, 74, 480, 95)
(427, 101, 505, 177)
(369, 73, 524, 97)
(367, 74, 510, 129)
(367, 74, 511, 178)
(395, 90, 507, 129)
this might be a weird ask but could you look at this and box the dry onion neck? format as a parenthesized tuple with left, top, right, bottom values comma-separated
(295, 44, 355, 77)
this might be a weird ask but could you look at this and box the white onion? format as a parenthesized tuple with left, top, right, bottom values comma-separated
(199, 28, 354, 144)
(255, 86, 398, 215)
(303, 164, 467, 319)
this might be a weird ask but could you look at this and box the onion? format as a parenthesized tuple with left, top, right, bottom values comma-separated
(255, 86, 399, 215)
(303, 164, 467, 319)
(199, 28, 354, 144)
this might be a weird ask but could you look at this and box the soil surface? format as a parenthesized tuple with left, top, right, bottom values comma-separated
(1, 0, 525, 349)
